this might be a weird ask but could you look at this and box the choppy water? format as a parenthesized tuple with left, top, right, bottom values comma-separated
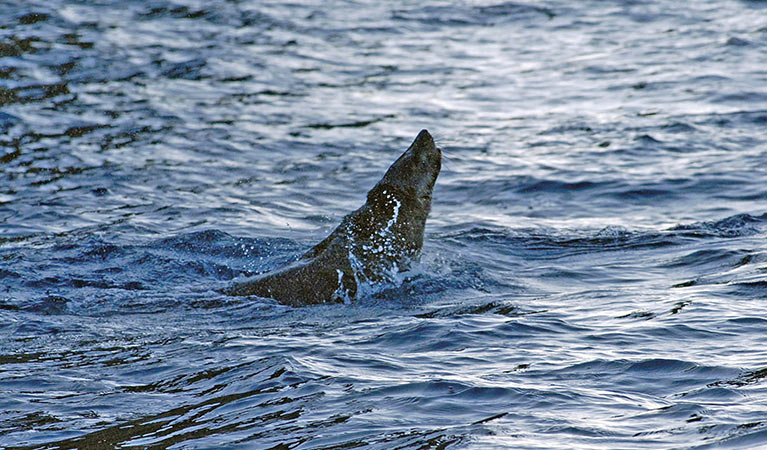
(2, 0, 767, 448)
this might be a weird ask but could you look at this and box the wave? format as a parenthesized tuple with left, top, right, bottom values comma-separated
(5, 210, 763, 314)
(441, 212, 767, 252)
(669, 213, 767, 238)
(392, 2, 555, 27)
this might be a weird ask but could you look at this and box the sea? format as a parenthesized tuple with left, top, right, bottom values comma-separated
(1, 0, 766, 448)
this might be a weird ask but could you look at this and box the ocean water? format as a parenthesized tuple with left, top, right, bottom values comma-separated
(1, 0, 766, 448)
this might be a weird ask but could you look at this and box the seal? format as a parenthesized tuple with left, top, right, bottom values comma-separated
(224, 129, 441, 306)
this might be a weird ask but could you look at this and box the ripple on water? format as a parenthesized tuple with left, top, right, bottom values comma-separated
(2, 0, 767, 448)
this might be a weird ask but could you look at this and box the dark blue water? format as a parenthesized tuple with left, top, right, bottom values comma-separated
(2, 0, 767, 448)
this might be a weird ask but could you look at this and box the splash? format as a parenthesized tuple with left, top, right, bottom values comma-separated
(380, 190, 401, 237)
(361, 190, 402, 258)
(341, 192, 409, 301)
(331, 269, 353, 304)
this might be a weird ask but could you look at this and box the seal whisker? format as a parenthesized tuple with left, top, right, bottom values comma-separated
(440, 151, 454, 171)
(423, 130, 452, 171)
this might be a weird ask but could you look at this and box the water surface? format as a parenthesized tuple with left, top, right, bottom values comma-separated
(1, 0, 767, 448)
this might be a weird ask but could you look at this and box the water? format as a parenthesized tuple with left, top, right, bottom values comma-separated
(1, 0, 766, 448)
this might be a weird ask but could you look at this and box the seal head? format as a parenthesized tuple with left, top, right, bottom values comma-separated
(225, 129, 441, 306)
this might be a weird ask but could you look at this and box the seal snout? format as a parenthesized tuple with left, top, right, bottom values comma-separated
(415, 129, 434, 145)
(411, 129, 440, 162)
